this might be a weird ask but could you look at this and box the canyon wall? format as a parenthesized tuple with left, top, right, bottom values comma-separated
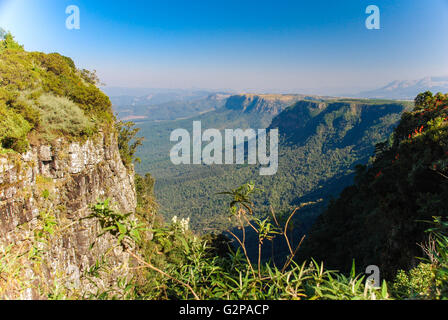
(0, 130, 137, 298)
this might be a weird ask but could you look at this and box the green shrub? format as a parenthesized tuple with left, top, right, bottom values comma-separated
(0, 36, 114, 150)
(0, 50, 39, 91)
(392, 263, 436, 299)
(426, 217, 448, 297)
(135, 173, 157, 222)
(116, 120, 144, 168)
(0, 31, 24, 52)
(11, 96, 41, 129)
(35, 94, 95, 140)
(39, 53, 73, 76)
(86, 200, 147, 249)
(0, 102, 31, 152)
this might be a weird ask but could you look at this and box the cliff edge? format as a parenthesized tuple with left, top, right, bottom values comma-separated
(0, 33, 140, 299)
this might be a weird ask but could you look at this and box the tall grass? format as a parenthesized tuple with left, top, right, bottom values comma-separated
(82, 183, 393, 300)
(2, 182, 448, 300)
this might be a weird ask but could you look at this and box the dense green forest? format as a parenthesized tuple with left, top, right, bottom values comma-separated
(134, 96, 411, 235)
(134, 94, 307, 173)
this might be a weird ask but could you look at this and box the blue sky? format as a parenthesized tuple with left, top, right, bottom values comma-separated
(0, 0, 447, 94)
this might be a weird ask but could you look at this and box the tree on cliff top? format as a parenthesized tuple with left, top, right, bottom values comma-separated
(0, 28, 24, 51)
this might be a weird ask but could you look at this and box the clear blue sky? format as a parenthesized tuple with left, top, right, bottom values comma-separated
(1, 0, 447, 94)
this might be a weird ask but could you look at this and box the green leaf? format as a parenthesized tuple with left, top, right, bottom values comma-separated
(117, 222, 127, 235)
(130, 229, 141, 242)
(381, 280, 388, 298)
(350, 259, 356, 279)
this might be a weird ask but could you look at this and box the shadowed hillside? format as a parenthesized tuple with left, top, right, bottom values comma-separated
(299, 92, 448, 279)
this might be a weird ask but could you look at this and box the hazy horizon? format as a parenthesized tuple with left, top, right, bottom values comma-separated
(101, 74, 448, 99)
(1, 0, 447, 93)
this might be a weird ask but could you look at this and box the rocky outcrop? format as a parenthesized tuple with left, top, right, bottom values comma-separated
(224, 94, 320, 115)
(0, 130, 137, 298)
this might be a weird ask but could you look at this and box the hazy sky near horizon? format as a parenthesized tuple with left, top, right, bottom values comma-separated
(1, 0, 447, 94)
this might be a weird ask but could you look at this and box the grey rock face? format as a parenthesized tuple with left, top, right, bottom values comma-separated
(0, 131, 137, 298)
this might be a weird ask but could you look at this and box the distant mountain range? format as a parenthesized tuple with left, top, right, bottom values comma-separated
(108, 90, 231, 121)
(108, 89, 331, 121)
(357, 76, 448, 100)
(107, 77, 447, 121)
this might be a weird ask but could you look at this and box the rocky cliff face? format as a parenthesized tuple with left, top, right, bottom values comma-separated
(0, 130, 137, 299)
(224, 94, 306, 115)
